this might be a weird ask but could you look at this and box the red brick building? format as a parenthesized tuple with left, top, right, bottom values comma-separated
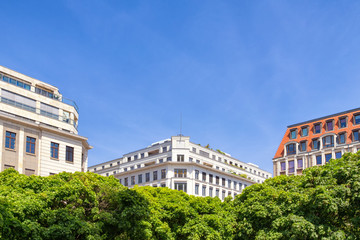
(273, 108, 360, 176)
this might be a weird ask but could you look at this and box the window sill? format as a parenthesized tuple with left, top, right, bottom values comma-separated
(5, 148, 16, 152)
(26, 152, 36, 156)
(51, 157, 59, 161)
(66, 161, 74, 164)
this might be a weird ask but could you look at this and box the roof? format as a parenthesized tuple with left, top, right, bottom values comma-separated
(287, 107, 360, 128)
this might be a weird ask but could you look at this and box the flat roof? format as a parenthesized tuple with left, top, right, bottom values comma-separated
(287, 107, 360, 128)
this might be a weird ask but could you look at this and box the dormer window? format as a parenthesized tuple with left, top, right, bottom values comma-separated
(290, 129, 297, 139)
(339, 117, 347, 128)
(314, 123, 321, 134)
(286, 143, 296, 155)
(301, 127, 308, 137)
(326, 120, 334, 131)
(354, 114, 360, 125)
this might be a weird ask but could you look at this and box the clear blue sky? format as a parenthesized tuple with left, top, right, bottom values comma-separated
(1, 1, 360, 173)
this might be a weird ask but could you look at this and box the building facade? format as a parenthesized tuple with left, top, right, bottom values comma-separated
(0, 65, 91, 176)
(90, 136, 271, 199)
(273, 108, 360, 176)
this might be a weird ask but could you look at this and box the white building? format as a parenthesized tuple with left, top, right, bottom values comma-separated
(0, 65, 91, 176)
(90, 136, 271, 199)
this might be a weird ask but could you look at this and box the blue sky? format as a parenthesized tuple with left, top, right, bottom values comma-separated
(1, 0, 360, 173)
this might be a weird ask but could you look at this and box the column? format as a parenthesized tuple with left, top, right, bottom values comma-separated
(18, 127, 25, 174)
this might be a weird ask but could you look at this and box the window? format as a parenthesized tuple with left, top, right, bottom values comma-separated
(167, 157, 172, 162)
(102, 166, 105, 169)
(5, 131, 16, 149)
(141, 153, 145, 158)
(2, 75, 31, 90)
(110, 163, 112, 167)
(286, 143, 296, 155)
(94, 168, 96, 171)
(192, 147, 196, 152)
(138, 174, 143, 183)
(161, 169, 166, 179)
(239, 183, 243, 190)
(202, 185, 206, 196)
(302, 127, 308, 137)
(161, 183, 166, 187)
(162, 146, 167, 152)
(202, 172, 206, 181)
(209, 187, 213, 197)
(127, 157, 131, 162)
(313, 139, 320, 150)
(222, 190, 225, 200)
(25, 168, 35, 176)
(195, 170, 199, 179)
(159, 158, 163, 163)
(326, 120, 334, 131)
(131, 176, 135, 185)
(354, 114, 360, 125)
(280, 162, 286, 171)
(106, 173, 109, 176)
(189, 157, 193, 162)
(316, 155, 322, 165)
(297, 159, 303, 169)
(209, 174, 213, 183)
(335, 152, 342, 159)
(153, 171, 158, 181)
(145, 173, 150, 182)
(51, 142, 59, 159)
(195, 184, 199, 195)
(233, 181, 237, 190)
(124, 177, 128, 186)
(300, 141, 307, 152)
(174, 169, 187, 178)
(130, 166, 134, 170)
(288, 160, 294, 173)
(314, 123, 321, 134)
(137, 164, 141, 168)
(26, 137, 36, 154)
(134, 155, 138, 160)
(322, 135, 334, 148)
(325, 153, 332, 163)
(177, 155, 184, 162)
(216, 188, 219, 197)
(174, 183, 187, 192)
(339, 117, 347, 128)
(222, 178, 225, 186)
(353, 130, 359, 142)
(216, 176, 220, 185)
(66, 146, 74, 162)
(113, 171, 116, 175)
(228, 180, 232, 188)
(290, 129, 297, 139)
(339, 133, 346, 144)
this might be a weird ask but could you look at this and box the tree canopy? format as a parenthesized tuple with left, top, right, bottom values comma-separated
(0, 152, 359, 239)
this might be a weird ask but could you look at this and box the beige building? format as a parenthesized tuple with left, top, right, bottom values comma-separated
(0, 65, 91, 176)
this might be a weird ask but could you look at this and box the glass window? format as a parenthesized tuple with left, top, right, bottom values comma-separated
(335, 152, 342, 159)
(141, 153, 144, 158)
(162, 146, 167, 152)
(316, 155, 322, 165)
(280, 162, 286, 171)
(288, 160, 294, 173)
(161, 169, 166, 179)
(177, 155, 184, 162)
(222, 190, 226, 200)
(355, 114, 360, 125)
(340, 118, 347, 128)
(174, 169, 187, 178)
(222, 178, 226, 186)
(202, 172, 206, 181)
(216, 176, 220, 185)
(322, 135, 334, 148)
(153, 171, 158, 181)
(290, 129, 297, 139)
(66, 146, 74, 162)
(228, 179, 232, 188)
(145, 173, 150, 182)
(124, 177, 128, 186)
(202, 185, 206, 196)
(209, 174, 213, 183)
(300, 141, 307, 152)
(297, 159, 303, 169)
(326, 121, 334, 131)
(286, 143, 296, 155)
(195, 170, 199, 179)
(302, 127, 308, 137)
(131, 176, 135, 185)
(314, 124, 321, 134)
(138, 174, 142, 183)
(174, 183, 187, 192)
(233, 181, 237, 190)
(26, 137, 36, 154)
(216, 188, 220, 197)
(313, 139, 320, 150)
(195, 184, 199, 195)
(325, 153, 332, 163)
(51, 142, 59, 159)
(5, 131, 16, 149)
(209, 187, 213, 197)
(353, 131, 359, 142)
(134, 155, 138, 160)
(339, 133, 346, 144)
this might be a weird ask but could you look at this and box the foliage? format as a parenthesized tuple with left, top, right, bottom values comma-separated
(0, 152, 360, 239)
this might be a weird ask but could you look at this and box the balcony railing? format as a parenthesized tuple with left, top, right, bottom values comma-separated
(0, 96, 78, 129)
